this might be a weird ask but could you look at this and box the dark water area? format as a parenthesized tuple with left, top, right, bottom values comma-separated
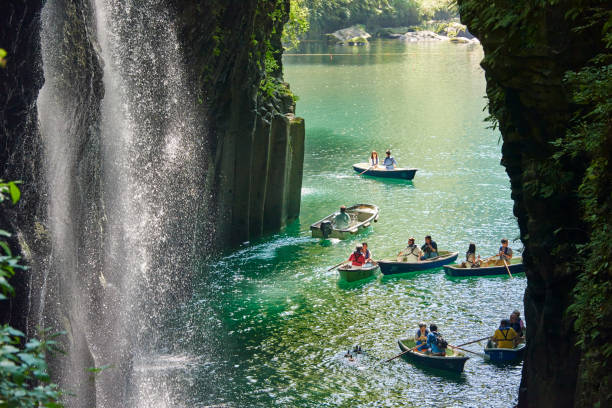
(138, 40, 524, 408)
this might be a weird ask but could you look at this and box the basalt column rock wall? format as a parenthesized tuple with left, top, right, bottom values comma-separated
(176, 0, 305, 246)
(458, 1, 610, 407)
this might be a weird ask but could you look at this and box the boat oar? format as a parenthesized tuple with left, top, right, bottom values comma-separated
(455, 337, 490, 348)
(384, 344, 422, 363)
(328, 260, 349, 271)
(502, 259, 513, 278)
(448, 344, 489, 360)
(358, 165, 374, 176)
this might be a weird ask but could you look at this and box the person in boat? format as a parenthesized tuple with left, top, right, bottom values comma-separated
(510, 310, 526, 341)
(383, 149, 398, 170)
(370, 151, 379, 168)
(426, 324, 446, 356)
(362, 242, 373, 263)
(420, 235, 439, 260)
(491, 319, 518, 349)
(460, 243, 481, 268)
(334, 205, 351, 230)
(348, 246, 366, 267)
(398, 237, 421, 263)
(414, 322, 429, 352)
(496, 238, 513, 266)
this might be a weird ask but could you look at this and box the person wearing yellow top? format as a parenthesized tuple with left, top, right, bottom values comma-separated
(491, 319, 518, 349)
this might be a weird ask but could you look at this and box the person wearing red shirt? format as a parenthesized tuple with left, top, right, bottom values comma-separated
(348, 246, 366, 266)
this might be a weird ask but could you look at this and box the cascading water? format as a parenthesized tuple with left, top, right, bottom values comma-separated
(37, 0, 210, 406)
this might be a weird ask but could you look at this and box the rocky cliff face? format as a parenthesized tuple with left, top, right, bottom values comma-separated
(457, 1, 610, 406)
(1, 0, 304, 406)
(176, 0, 305, 245)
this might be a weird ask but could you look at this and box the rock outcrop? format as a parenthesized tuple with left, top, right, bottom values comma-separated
(326, 25, 371, 45)
(458, 0, 610, 406)
(1, 0, 304, 406)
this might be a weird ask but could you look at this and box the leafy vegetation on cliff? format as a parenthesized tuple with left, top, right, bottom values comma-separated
(458, 0, 611, 405)
(0, 181, 63, 407)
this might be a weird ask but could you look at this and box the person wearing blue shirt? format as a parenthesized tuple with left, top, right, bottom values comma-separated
(426, 324, 446, 356)
(497, 238, 513, 265)
(421, 235, 439, 260)
(383, 149, 398, 170)
(414, 322, 429, 352)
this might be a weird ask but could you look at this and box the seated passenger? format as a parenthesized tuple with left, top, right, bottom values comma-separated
(421, 235, 439, 260)
(510, 310, 525, 340)
(496, 238, 513, 266)
(383, 149, 398, 170)
(348, 246, 365, 267)
(398, 237, 421, 263)
(426, 324, 446, 356)
(362, 242, 373, 264)
(461, 243, 481, 268)
(491, 319, 518, 349)
(334, 205, 351, 230)
(370, 151, 379, 168)
(414, 322, 429, 352)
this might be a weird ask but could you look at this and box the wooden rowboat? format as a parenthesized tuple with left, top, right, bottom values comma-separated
(443, 257, 524, 277)
(310, 204, 379, 239)
(398, 339, 469, 373)
(338, 263, 379, 282)
(353, 163, 418, 180)
(378, 251, 458, 275)
(484, 342, 526, 363)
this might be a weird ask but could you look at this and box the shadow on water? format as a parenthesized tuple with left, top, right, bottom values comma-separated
(380, 268, 444, 282)
(359, 173, 417, 187)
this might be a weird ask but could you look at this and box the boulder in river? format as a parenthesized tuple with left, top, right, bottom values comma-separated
(327, 25, 371, 45)
(398, 30, 447, 42)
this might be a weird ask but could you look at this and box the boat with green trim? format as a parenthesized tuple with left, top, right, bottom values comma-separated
(398, 339, 469, 372)
(378, 251, 458, 275)
(443, 257, 524, 277)
(338, 263, 379, 282)
(353, 162, 417, 180)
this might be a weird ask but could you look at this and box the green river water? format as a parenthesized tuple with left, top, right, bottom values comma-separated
(152, 40, 524, 408)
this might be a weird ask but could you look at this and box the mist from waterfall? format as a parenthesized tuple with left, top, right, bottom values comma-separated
(37, 0, 210, 406)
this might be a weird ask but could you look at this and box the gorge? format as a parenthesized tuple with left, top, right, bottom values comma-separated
(1, 0, 610, 407)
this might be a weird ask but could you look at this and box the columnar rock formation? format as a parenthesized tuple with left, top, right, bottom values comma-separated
(1, 0, 304, 406)
(458, 1, 610, 406)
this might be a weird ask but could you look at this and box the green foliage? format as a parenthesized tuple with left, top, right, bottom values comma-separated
(302, 0, 429, 34)
(0, 48, 6, 68)
(282, 0, 310, 50)
(0, 326, 64, 408)
(0, 182, 64, 407)
(561, 11, 612, 403)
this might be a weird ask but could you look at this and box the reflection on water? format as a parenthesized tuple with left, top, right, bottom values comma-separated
(152, 40, 523, 407)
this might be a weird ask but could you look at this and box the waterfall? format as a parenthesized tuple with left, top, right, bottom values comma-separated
(37, 0, 210, 406)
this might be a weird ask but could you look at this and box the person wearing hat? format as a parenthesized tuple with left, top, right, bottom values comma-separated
(398, 237, 421, 263)
(414, 322, 430, 352)
(334, 205, 351, 229)
(383, 149, 398, 170)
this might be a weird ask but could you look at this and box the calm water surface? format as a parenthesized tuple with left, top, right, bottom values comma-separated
(145, 40, 524, 408)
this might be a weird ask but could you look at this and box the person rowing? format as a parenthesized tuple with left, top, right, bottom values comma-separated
(347, 246, 366, 267)
(414, 322, 429, 352)
(420, 235, 438, 260)
(398, 237, 421, 263)
(362, 242, 373, 263)
(369, 151, 379, 168)
(497, 238, 513, 265)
